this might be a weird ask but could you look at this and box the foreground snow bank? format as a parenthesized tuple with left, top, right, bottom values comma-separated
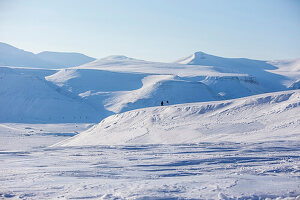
(55, 90, 300, 146)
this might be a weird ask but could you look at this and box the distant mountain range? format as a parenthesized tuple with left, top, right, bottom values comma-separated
(0, 42, 96, 68)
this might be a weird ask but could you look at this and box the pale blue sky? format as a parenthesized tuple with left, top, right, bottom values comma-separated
(0, 0, 299, 61)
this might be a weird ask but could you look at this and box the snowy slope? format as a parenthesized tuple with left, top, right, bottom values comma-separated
(0, 67, 104, 123)
(268, 58, 300, 88)
(176, 51, 290, 92)
(55, 90, 300, 146)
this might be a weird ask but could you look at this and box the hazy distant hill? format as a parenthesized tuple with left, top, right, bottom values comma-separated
(0, 42, 95, 68)
(0, 42, 55, 68)
(37, 51, 95, 67)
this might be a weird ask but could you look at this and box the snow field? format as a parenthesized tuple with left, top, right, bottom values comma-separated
(1, 142, 299, 199)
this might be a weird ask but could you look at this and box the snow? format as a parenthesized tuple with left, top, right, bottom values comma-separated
(175, 51, 292, 92)
(0, 123, 92, 151)
(0, 138, 299, 199)
(40, 52, 297, 122)
(45, 68, 80, 86)
(55, 90, 300, 146)
(267, 59, 300, 88)
(103, 75, 175, 113)
(44, 67, 224, 116)
(0, 67, 102, 123)
(1, 51, 295, 124)
(1, 50, 300, 199)
(76, 54, 241, 77)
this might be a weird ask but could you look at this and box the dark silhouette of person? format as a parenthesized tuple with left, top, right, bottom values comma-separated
(161, 101, 164, 106)
(167, 100, 169, 105)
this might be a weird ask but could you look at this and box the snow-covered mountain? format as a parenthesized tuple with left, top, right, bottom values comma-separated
(1, 51, 300, 199)
(0, 42, 95, 68)
(0, 42, 55, 68)
(268, 58, 300, 88)
(45, 69, 220, 114)
(0, 67, 103, 123)
(1, 51, 299, 123)
(36, 51, 95, 67)
(45, 54, 269, 116)
(54, 89, 300, 146)
(176, 52, 300, 91)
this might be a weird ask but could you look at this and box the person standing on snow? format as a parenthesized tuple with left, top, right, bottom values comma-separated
(161, 101, 164, 106)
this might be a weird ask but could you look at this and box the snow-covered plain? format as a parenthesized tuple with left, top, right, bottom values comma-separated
(1, 141, 299, 199)
(1, 51, 300, 199)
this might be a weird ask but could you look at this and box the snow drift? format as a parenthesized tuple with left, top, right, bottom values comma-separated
(55, 90, 300, 146)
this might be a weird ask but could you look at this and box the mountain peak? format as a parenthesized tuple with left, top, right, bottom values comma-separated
(0, 42, 95, 68)
(100, 55, 135, 61)
(175, 51, 210, 64)
(194, 51, 208, 56)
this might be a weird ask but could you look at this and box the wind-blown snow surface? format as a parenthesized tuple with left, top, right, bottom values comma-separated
(56, 90, 300, 146)
(1, 141, 300, 199)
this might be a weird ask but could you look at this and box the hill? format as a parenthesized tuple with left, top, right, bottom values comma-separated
(0, 42, 55, 68)
(54, 90, 300, 146)
(0, 67, 103, 123)
(1, 52, 299, 123)
(36, 51, 95, 67)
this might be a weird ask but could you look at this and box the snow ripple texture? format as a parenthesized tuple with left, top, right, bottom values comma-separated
(1, 142, 300, 199)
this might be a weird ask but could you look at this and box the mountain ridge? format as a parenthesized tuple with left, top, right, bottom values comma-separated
(1, 43, 300, 123)
(36, 51, 96, 67)
(0, 42, 95, 68)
